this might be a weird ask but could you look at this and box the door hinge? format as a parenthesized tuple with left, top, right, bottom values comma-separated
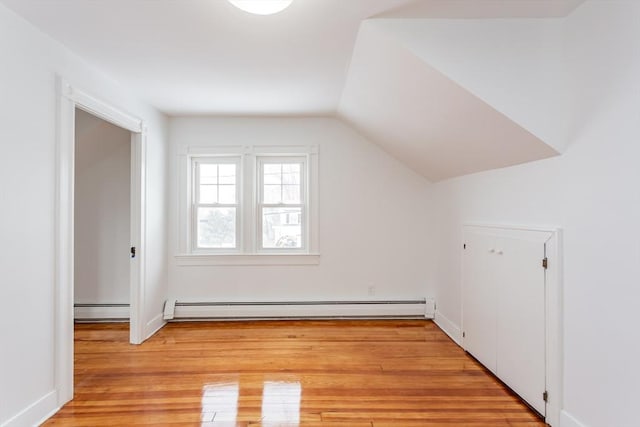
(462, 331, 466, 338)
(542, 257, 548, 269)
(543, 391, 548, 402)
(130, 246, 136, 258)
(463, 243, 466, 249)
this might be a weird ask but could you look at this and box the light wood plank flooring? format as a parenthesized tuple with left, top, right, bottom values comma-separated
(44, 320, 546, 426)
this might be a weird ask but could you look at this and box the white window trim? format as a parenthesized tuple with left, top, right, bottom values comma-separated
(175, 145, 319, 265)
(191, 156, 242, 253)
(256, 155, 307, 253)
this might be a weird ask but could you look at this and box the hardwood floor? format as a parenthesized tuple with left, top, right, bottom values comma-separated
(44, 320, 545, 426)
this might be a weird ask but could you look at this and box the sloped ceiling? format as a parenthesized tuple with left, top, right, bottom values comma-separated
(338, 22, 559, 182)
(338, 0, 583, 181)
(2, 0, 584, 181)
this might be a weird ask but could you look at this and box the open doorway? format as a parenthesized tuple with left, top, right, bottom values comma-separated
(74, 108, 131, 323)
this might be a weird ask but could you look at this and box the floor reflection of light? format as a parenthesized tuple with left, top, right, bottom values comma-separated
(261, 381, 302, 425)
(201, 382, 239, 424)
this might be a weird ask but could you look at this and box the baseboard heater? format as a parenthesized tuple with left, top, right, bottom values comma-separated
(164, 298, 435, 321)
(74, 303, 130, 322)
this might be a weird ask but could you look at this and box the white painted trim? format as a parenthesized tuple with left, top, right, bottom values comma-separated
(460, 223, 562, 427)
(63, 84, 142, 133)
(55, 76, 147, 412)
(129, 130, 147, 345)
(54, 77, 75, 408)
(174, 253, 320, 266)
(172, 300, 427, 319)
(1, 390, 58, 427)
(180, 144, 317, 156)
(560, 410, 588, 427)
(74, 305, 130, 320)
(145, 312, 167, 340)
(176, 144, 319, 256)
(434, 309, 462, 346)
(545, 229, 563, 427)
(464, 222, 561, 234)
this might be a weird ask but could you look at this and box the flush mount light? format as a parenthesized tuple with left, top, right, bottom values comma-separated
(228, 0, 293, 15)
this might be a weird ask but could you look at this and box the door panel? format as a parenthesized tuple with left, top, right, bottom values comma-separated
(495, 235, 547, 415)
(462, 231, 497, 374)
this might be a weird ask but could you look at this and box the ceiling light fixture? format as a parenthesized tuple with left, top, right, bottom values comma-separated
(228, 0, 293, 15)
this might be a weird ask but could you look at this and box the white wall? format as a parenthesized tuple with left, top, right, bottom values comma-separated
(74, 109, 131, 306)
(168, 117, 433, 303)
(0, 4, 169, 425)
(431, 2, 640, 426)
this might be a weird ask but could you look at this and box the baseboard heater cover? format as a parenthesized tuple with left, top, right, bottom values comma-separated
(74, 303, 130, 322)
(164, 298, 435, 320)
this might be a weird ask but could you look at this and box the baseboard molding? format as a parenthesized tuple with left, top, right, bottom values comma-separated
(434, 310, 462, 346)
(1, 390, 58, 427)
(74, 304, 129, 321)
(560, 410, 588, 427)
(145, 312, 166, 340)
(170, 299, 431, 320)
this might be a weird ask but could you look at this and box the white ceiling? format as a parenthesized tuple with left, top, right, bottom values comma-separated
(2, 0, 582, 117)
(2, 0, 584, 181)
(339, 21, 559, 181)
(0, 0, 414, 115)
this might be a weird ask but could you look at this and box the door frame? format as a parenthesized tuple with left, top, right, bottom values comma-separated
(461, 223, 562, 427)
(55, 77, 147, 407)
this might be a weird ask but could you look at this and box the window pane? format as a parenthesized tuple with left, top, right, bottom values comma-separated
(218, 164, 236, 184)
(218, 184, 236, 204)
(263, 184, 281, 204)
(199, 184, 217, 204)
(200, 164, 217, 185)
(263, 164, 282, 185)
(282, 163, 300, 185)
(262, 207, 302, 249)
(282, 185, 300, 204)
(197, 207, 236, 248)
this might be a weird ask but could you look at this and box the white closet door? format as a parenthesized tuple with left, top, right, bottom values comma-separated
(495, 232, 548, 415)
(462, 231, 498, 374)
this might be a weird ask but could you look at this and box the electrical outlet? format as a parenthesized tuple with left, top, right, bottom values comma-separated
(367, 285, 376, 296)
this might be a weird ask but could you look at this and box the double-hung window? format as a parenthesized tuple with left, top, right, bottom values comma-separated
(258, 157, 306, 251)
(192, 157, 240, 251)
(183, 147, 317, 261)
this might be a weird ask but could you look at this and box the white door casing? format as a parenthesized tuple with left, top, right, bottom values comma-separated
(55, 76, 147, 407)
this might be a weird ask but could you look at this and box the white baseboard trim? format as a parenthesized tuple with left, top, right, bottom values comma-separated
(74, 304, 129, 321)
(145, 312, 166, 340)
(434, 310, 462, 346)
(171, 299, 429, 320)
(561, 410, 588, 427)
(1, 390, 58, 427)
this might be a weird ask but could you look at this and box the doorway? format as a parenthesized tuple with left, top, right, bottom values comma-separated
(55, 78, 147, 408)
(74, 108, 131, 322)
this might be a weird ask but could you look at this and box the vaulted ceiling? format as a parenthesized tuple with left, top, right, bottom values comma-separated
(2, 0, 584, 181)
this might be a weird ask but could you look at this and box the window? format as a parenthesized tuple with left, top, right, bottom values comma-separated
(181, 146, 318, 262)
(258, 158, 305, 250)
(192, 157, 240, 250)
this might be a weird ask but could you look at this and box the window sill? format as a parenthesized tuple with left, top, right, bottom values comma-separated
(174, 253, 321, 266)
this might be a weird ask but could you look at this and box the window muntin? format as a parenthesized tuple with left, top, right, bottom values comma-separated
(258, 157, 306, 251)
(192, 158, 240, 250)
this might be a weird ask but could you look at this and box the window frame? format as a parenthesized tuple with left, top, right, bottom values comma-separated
(177, 144, 319, 264)
(190, 156, 242, 253)
(256, 156, 308, 253)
